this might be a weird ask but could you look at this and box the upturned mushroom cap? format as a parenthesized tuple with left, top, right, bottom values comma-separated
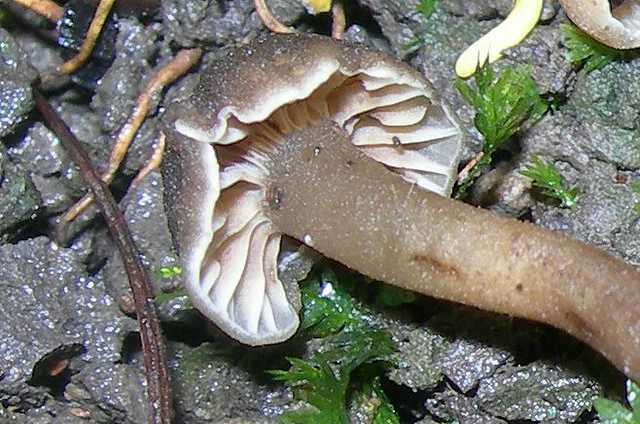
(560, 0, 640, 49)
(162, 33, 462, 345)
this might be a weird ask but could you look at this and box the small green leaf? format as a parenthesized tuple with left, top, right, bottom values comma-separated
(154, 287, 191, 306)
(358, 376, 401, 424)
(401, 36, 426, 57)
(594, 379, 640, 424)
(520, 155, 579, 209)
(627, 380, 640, 421)
(632, 182, 640, 215)
(594, 398, 634, 423)
(299, 268, 362, 337)
(271, 329, 393, 424)
(562, 23, 625, 73)
(374, 284, 416, 308)
(156, 265, 182, 279)
(417, 0, 437, 19)
(401, 0, 438, 56)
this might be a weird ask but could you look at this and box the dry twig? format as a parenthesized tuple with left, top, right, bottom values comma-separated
(254, 0, 294, 33)
(33, 88, 173, 424)
(129, 132, 166, 191)
(12, 0, 63, 22)
(57, 0, 117, 75)
(62, 47, 203, 223)
(457, 151, 484, 183)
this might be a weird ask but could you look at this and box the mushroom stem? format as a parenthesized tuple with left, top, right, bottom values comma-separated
(331, 0, 346, 40)
(264, 120, 640, 381)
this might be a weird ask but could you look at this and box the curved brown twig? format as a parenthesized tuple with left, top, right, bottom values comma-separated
(62, 47, 202, 223)
(11, 0, 63, 22)
(56, 0, 117, 76)
(129, 132, 166, 191)
(254, 0, 294, 33)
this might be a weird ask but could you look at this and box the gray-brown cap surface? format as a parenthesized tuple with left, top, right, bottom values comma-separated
(162, 33, 462, 345)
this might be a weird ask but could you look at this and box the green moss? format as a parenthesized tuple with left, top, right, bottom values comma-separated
(401, 0, 438, 57)
(562, 23, 625, 73)
(594, 380, 640, 423)
(520, 155, 579, 209)
(416, 0, 437, 19)
(455, 64, 547, 197)
(154, 287, 191, 308)
(271, 267, 399, 423)
(631, 181, 640, 214)
(156, 265, 182, 279)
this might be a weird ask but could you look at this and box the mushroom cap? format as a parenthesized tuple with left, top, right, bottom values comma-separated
(162, 33, 462, 345)
(560, 0, 640, 49)
(455, 0, 543, 78)
(301, 0, 332, 14)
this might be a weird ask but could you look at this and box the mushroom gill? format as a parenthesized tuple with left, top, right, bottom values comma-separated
(560, 0, 640, 49)
(162, 33, 461, 345)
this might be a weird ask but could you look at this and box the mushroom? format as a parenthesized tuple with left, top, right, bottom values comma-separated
(456, 0, 543, 78)
(560, 0, 640, 49)
(161, 33, 640, 381)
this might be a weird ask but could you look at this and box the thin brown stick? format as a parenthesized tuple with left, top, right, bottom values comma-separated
(331, 0, 345, 40)
(57, 0, 116, 75)
(254, 0, 294, 33)
(457, 151, 484, 182)
(33, 88, 172, 424)
(62, 47, 202, 223)
(12, 0, 63, 22)
(129, 132, 166, 191)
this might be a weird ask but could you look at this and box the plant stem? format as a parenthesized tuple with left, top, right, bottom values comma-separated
(33, 88, 172, 424)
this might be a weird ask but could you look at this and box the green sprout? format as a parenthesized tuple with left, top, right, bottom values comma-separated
(271, 267, 399, 423)
(631, 181, 640, 214)
(454, 64, 547, 196)
(352, 374, 400, 424)
(520, 155, 579, 209)
(373, 284, 416, 308)
(154, 287, 191, 306)
(562, 23, 625, 73)
(593, 380, 640, 423)
(401, 0, 438, 57)
(0, 6, 8, 27)
(416, 0, 437, 18)
(156, 265, 182, 279)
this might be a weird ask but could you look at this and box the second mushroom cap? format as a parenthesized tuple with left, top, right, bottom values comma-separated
(560, 0, 640, 49)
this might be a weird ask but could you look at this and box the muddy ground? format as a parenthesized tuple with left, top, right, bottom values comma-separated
(1, 0, 638, 422)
